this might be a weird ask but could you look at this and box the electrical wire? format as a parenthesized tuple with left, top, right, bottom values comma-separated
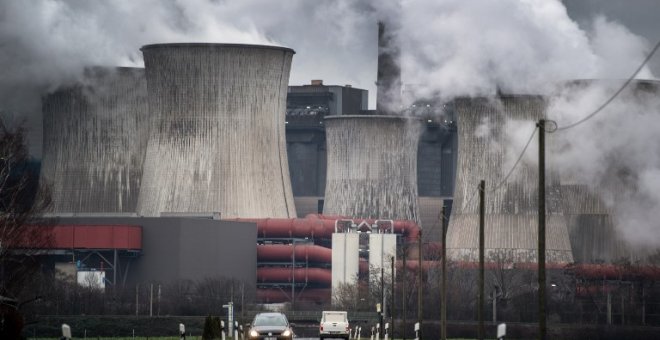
(555, 40, 660, 131)
(459, 125, 538, 210)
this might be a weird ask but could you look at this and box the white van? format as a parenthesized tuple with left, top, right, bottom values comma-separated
(319, 311, 350, 340)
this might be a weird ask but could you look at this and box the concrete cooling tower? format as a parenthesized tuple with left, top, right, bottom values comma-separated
(137, 43, 296, 218)
(446, 96, 573, 264)
(323, 115, 422, 222)
(561, 184, 633, 263)
(557, 80, 660, 264)
(41, 67, 148, 213)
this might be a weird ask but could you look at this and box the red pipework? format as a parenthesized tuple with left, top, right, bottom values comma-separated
(257, 244, 331, 263)
(230, 214, 421, 242)
(257, 267, 332, 285)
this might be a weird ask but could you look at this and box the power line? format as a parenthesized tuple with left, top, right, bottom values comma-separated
(556, 40, 660, 131)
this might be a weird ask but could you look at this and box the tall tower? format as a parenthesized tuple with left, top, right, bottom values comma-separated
(446, 96, 573, 263)
(41, 67, 148, 213)
(137, 43, 296, 218)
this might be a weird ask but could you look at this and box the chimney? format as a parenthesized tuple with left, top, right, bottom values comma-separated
(311, 79, 324, 86)
(376, 21, 402, 115)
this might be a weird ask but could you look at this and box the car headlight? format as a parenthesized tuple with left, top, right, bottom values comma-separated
(282, 329, 292, 337)
(249, 330, 259, 337)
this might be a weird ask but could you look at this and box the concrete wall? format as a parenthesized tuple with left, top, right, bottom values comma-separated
(331, 233, 359, 296)
(56, 217, 257, 288)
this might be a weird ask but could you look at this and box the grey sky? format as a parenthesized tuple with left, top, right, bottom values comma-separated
(564, 0, 660, 74)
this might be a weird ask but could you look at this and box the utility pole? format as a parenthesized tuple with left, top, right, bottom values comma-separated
(135, 284, 139, 316)
(292, 241, 296, 310)
(478, 180, 485, 340)
(402, 247, 407, 340)
(441, 205, 447, 340)
(417, 231, 423, 340)
(391, 255, 395, 339)
(381, 266, 385, 337)
(538, 119, 547, 340)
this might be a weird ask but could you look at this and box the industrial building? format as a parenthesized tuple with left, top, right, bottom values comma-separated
(24, 30, 660, 310)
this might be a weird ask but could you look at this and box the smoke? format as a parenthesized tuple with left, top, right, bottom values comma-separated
(547, 81, 660, 250)
(1, 0, 659, 249)
(396, 1, 654, 103)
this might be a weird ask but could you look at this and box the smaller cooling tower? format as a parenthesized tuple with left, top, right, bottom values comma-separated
(137, 43, 296, 218)
(40, 67, 148, 213)
(557, 79, 660, 263)
(561, 184, 634, 263)
(323, 115, 422, 223)
(446, 96, 573, 264)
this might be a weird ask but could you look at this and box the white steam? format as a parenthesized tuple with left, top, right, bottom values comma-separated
(1, 0, 659, 250)
(548, 81, 660, 249)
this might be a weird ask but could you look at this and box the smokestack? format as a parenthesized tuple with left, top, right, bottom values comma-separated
(40, 67, 148, 213)
(136, 43, 296, 218)
(376, 21, 402, 115)
(446, 95, 574, 264)
(322, 115, 422, 222)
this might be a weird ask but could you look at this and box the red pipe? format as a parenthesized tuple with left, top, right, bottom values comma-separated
(257, 244, 331, 263)
(316, 214, 421, 241)
(257, 288, 331, 304)
(257, 267, 332, 285)
(229, 214, 421, 241)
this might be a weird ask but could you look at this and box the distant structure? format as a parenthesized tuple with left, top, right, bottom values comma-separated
(558, 80, 660, 263)
(137, 43, 296, 218)
(287, 80, 368, 118)
(376, 21, 402, 115)
(40, 67, 148, 213)
(446, 96, 574, 263)
(323, 115, 423, 223)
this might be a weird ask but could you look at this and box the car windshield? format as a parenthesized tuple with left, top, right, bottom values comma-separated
(253, 313, 288, 327)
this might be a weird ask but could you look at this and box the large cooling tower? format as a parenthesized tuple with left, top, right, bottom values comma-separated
(446, 96, 573, 263)
(41, 67, 148, 213)
(137, 43, 296, 218)
(323, 115, 422, 222)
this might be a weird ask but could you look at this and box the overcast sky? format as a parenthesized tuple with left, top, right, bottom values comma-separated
(0, 0, 658, 156)
(563, 0, 660, 75)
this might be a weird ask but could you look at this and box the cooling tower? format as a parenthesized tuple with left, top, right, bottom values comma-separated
(557, 80, 660, 263)
(41, 67, 148, 213)
(446, 96, 573, 263)
(561, 184, 634, 263)
(137, 43, 296, 218)
(323, 115, 422, 222)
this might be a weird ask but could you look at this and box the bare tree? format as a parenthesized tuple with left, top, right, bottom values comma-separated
(0, 119, 52, 338)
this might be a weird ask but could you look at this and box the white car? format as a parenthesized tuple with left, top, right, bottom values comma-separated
(319, 311, 350, 340)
